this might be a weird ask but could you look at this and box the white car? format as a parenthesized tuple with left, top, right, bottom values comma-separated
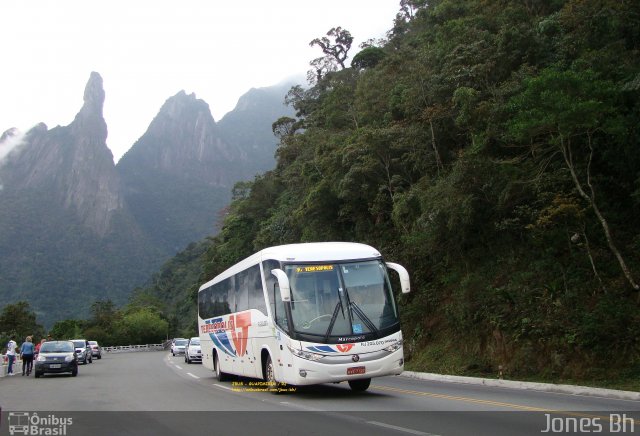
(184, 337, 201, 364)
(171, 338, 187, 356)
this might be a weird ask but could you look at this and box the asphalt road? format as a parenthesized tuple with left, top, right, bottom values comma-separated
(1, 351, 638, 436)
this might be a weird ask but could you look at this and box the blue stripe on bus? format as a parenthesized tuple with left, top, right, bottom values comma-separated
(306, 345, 337, 353)
(210, 332, 236, 357)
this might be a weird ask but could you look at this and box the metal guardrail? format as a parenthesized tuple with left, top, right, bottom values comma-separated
(102, 344, 166, 353)
(1, 342, 173, 375)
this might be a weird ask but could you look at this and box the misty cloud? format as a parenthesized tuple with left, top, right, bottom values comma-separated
(0, 127, 26, 164)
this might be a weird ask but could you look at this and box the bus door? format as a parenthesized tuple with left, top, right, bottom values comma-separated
(263, 259, 292, 379)
(232, 269, 255, 377)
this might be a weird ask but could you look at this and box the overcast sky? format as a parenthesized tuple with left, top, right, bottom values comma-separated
(0, 1, 400, 162)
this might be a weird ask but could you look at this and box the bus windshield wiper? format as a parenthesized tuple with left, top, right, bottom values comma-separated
(324, 300, 343, 343)
(349, 301, 378, 334)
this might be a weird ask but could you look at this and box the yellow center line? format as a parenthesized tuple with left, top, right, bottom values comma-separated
(373, 385, 638, 424)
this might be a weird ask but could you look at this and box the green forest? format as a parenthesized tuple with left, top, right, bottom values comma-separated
(156, 0, 640, 389)
(144, 0, 640, 389)
(7, 0, 638, 390)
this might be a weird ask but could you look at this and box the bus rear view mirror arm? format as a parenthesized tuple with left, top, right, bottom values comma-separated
(271, 269, 292, 302)
(386, 262, 410, 294)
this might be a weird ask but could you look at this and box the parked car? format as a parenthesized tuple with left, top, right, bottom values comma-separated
(34, 340, 78, 378)
(71, 339, 93, 364)
(171, 338, 188, 356)
(184, 337, 202, 364)
(88, 340, 102, 359)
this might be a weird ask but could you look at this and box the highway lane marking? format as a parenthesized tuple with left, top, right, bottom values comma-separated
(175, 365, 183, 370)
(279, 401, 323, 412)
(373, 385, 638, 424)
(187, 373, 199, 379)
(366, 421, 439, 436)
(212, 383, 234, 391)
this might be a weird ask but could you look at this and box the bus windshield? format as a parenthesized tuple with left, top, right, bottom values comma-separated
(283, 260, 399, 338)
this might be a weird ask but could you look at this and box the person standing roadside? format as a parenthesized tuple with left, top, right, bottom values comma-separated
(35, 338, 45, 357)
(20, 336, 35, 376)
(6, 337, 17, 376)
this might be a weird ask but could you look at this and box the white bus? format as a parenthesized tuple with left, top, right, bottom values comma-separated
(197, 242, 410, 392)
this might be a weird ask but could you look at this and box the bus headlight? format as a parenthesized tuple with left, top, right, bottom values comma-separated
(287, 345, 324, 361)
(383, 341, 402, 353)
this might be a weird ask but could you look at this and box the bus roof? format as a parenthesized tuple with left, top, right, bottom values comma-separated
(199, 242, 382, 291)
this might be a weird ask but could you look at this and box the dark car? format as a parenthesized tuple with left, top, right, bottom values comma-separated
(34, 340, 78, 378)
(88, 340, 102, 359)
(71, 339, 93, 364)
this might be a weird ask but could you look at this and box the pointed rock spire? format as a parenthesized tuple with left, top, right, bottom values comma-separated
(80, 71, 105, 117)
(72, 72, 108, 140)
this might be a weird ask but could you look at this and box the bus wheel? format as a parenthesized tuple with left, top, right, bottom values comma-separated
(214, 352, 229, 382)
(265, 356, 275, 383)
(265, 356, 285, 394)
(348, 378, 371, 392)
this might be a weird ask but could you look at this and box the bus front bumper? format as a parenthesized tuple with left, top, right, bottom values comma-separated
(283, 348, 405, 386)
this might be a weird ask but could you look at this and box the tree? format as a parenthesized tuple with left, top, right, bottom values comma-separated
(89, 300, 119, 329)
(507, 68, 639, 292)
(309, 27, 354, 80)
(49, 319, 83, 340)
(272, 116, 299, 140)
(117, 308, 168, 345)
(0, 301, 45, 348)
(83, 299, 121, 346)
(351, 46, 386, 70)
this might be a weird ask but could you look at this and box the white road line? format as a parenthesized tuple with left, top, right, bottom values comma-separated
(187, 373, 199, 379)
(278, 401, 323, 412)
(366, 421, 438, 436)
(212, 384, 233, 391)
(175, 365, 183, 370)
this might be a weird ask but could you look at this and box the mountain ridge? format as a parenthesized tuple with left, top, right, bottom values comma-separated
(0, 72, 295, 326)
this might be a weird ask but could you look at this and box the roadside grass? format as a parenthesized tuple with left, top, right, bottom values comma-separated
(405, 340, 640, 393)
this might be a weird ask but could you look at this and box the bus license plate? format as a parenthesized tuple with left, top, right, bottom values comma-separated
(347, 366, 365, 375)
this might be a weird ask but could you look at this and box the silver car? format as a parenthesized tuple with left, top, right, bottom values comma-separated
(71, 339, 93, 364)
(171, 338, 188, 356)
(184, 337, 202, 364)
(88, 340, 102, 359)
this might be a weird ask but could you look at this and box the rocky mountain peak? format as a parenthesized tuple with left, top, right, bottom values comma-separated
(80, 71, 105, 117)
(159, 90, 209, 119)
(118, 89, 236, 178)
(1, 127, 19, 143)
(1, 72, 121, 237)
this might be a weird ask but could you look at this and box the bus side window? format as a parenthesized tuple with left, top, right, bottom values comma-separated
(273, 283, 289, 330)
(236, 270, 249, 312)
(248, 264, 267, 315)
(263, 259, 289, 331)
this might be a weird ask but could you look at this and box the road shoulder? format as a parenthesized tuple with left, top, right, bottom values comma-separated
(401, 371, 640, 401)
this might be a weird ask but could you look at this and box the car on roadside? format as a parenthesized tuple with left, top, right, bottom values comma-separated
(34, 340, 78, 378)
(88, 340, 102, 359)
(171, 338, 188, 356)
(71, 339, 93, 364)
(184, 337, 201, 364)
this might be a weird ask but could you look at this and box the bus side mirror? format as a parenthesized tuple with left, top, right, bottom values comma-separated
(386, 262, 410, 294)
(271, 269, 291, 302)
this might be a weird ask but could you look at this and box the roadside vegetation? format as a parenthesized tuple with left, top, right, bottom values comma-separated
(184, 0, 639, 388)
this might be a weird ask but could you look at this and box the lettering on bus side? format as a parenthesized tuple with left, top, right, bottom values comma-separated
(200, 314, 252, 357)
